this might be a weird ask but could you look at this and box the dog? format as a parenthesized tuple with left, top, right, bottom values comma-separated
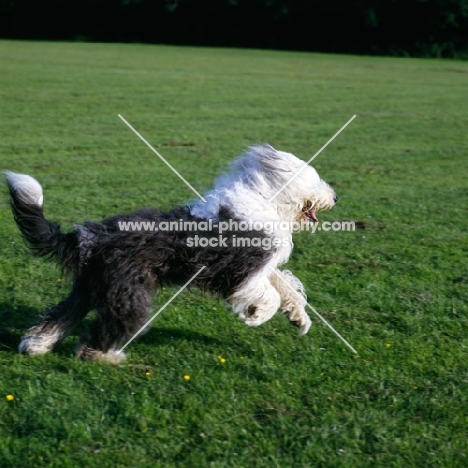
(5, 144, 337, 363)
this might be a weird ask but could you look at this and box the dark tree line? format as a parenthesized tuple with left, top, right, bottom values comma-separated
(1, 0, 467, 58)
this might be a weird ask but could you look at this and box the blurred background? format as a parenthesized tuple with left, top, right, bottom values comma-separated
(1, 0, 467, 58)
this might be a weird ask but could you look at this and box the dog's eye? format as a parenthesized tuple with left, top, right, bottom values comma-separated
(302, 200, 312, 211)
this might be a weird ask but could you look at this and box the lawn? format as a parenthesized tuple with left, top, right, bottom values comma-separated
(0, 40, 467, 467)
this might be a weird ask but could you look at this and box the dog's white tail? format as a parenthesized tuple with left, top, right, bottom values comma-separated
(4, 171, 44, 207)
(4, 171, 82, 275)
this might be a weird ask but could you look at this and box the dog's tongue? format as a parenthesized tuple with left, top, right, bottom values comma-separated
(309, 207, 319, 223)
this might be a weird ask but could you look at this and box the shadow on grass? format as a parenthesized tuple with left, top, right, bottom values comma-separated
(138, 326, 222, 346)
(54, 325, 225, 357)
(0, 330, 20, 353)
(0, 301, 242, 358)
(0, 301, 41, 353)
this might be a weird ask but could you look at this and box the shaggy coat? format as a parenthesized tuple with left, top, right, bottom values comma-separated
(5, 144, 337, 363)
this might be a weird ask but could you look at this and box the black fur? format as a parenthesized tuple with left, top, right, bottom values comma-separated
(8, 191, 79, 273)
(8, 182, 275, 359)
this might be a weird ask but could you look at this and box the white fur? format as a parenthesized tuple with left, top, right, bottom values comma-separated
(270, 269, 311, 335)
(4, 171, 44, 207)
(18, 331, 62, 355)
(93, 350, 127, 364)
(191, 144, 337, 334)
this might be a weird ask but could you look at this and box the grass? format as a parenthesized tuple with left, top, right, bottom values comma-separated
(0, 40, 467, 467)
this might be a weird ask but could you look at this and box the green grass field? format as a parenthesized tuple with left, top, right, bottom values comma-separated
(0, 40, 467, 467)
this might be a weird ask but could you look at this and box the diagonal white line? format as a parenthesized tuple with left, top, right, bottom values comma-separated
(268, 115, 357, 202)
(304, 302, 357, 354)
(118, 114, 207, 202)
(118, 266, 206, 353)
(268, 267, 357, 354)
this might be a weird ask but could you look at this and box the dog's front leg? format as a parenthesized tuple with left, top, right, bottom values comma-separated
(228, 275, 281, 328)
(269, 269, 311, 335)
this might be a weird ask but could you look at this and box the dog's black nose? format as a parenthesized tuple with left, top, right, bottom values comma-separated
(333, 194, 338, 203)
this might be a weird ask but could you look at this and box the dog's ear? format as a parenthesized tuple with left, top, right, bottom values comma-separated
(251, 144, 294, 173)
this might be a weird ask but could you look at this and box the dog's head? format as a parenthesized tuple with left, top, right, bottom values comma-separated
(232, 144, 337, 225)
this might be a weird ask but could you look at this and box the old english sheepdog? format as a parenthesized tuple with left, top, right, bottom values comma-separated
(5, 144, 337, 363)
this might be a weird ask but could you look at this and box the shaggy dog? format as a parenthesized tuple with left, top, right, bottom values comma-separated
(5, 144, 337, 363)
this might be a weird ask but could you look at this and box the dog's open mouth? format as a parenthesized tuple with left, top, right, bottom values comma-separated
(302, 200, 319, 223)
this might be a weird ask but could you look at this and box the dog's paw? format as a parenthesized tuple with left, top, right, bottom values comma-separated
(18, 335, 55, 355)
(290, 314, 312, 335)
(94, 349, 127, 364)
(298, 315, 312, 335)
(243, 315, 267, 327)
(76, 343, 127, 364)
(239, 305, 277, 327)
(76, 344, 127, 363)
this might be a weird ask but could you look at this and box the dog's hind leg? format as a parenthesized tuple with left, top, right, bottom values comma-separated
(19, 285, 91, 355)
(75, 286, 151, 364)
(269, 269, 311, 335)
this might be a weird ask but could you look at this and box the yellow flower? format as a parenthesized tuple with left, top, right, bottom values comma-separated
(219, 358, 226, 365)
(385, 343, 391, 348)
(240, 356, 245, 360)
(184, 375, 191, 381)
(57, 278, 62, 283)
(5, 394, 14, 401)
(413, 386, 418, 390)
(145, 371, 151, 377)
